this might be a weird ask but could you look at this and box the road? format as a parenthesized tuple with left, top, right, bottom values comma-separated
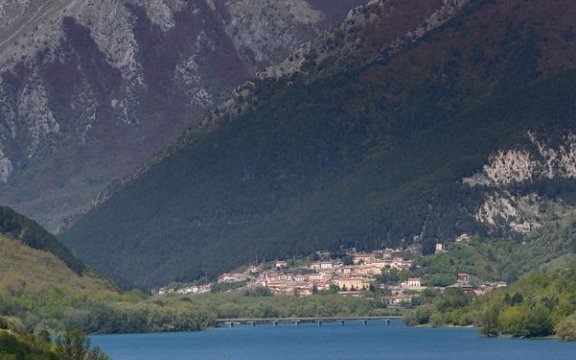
(0, 0, 74, 57)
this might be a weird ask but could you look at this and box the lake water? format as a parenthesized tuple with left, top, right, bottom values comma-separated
(92, 320, 576, 360)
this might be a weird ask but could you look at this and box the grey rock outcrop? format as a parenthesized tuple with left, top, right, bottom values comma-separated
(464, 132, 576, 233)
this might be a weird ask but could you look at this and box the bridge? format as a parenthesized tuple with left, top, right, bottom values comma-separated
(216, 316, 402, 327)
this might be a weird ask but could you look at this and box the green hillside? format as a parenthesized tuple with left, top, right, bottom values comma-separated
(0, 206, 85, 274)
(0, 232, 125, 331)
(403, 261, 576, 340)
(0, 208, 218, 334)
(61, 0, 576, 288)
(0, 233, 120, 302)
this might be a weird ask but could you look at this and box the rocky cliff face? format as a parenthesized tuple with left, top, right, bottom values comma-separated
(464, 132, 576, 233)
(0, 0, 364, 231)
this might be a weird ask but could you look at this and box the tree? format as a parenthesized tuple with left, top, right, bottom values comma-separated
(342, 256, 354, 266)
(524, 304, 553, 337)
(56, 330, 110, 360)
(497, 304, 553, 338)
(422, 236, 437, 256)
(556, 313, 576, 341)
(479, 306, 501, 337)
(510, 292, 524, 306)
(498, 306, 526, 337)
(242, 286, 271, 297)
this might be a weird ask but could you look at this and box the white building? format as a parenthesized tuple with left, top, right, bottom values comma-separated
(456, 233, 471, 243)
(435, 243, 444, 253)
(353, 253, 375, 264)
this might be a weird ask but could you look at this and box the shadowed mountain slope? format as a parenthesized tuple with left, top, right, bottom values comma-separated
(61, 0, 576, 288)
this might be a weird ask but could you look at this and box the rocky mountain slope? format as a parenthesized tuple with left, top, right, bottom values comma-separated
(0, 0, 365, 231)
(60, 0, 576, 289)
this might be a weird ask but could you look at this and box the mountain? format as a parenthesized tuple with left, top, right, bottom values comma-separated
(0, 0, 365, 232)
(61, 0, 576, 288)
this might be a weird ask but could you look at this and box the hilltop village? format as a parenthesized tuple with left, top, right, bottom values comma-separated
(157, 246, 508, 306)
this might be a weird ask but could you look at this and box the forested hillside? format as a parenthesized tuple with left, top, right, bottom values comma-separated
(0, 206, 84, 274)
(0, 207, 222, 335)
(61, 0, 576, 288)
(404, 261, 576, 340)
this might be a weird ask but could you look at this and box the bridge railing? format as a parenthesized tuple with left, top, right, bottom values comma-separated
(216, 316, 402, 327)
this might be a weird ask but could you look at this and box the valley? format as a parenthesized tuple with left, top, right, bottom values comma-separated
(1, 0, 576, 351)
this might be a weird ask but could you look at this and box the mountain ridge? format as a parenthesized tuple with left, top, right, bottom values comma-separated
(0, 0, 365, 232)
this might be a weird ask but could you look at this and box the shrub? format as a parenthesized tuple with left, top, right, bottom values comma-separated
(56, 329, 110, 360)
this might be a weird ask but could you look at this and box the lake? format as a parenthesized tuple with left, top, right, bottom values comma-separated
(92, 320, 576, 360)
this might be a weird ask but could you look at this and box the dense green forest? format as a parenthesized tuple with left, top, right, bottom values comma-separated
(61, 0, 576, 288)
(404, 262, 576, 340)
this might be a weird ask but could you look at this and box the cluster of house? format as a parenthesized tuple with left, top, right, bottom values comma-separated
(156, 249, 413, 296)
(158, 283, 211, 295)
(220, 249, 413, 296)
(156, 242, 508, 304)
(386, 272, 508, 306)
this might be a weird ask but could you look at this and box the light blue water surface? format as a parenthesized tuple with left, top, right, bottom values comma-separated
(92, 320, 576, 360)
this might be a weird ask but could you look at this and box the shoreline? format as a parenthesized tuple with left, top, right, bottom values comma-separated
(412, 323, 565, 342)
